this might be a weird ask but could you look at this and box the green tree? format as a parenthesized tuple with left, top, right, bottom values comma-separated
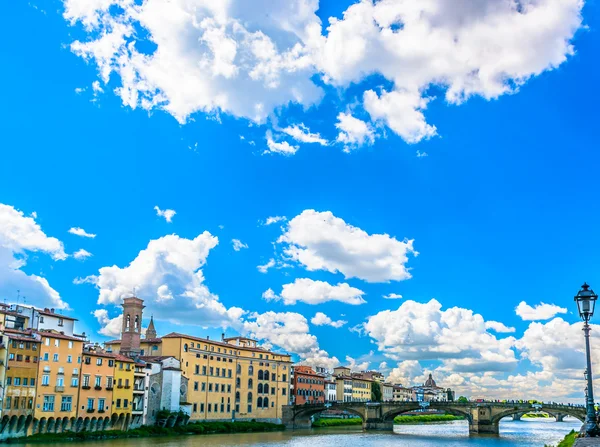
(457, 396, 468, 403)
(371, 382, 382, 402)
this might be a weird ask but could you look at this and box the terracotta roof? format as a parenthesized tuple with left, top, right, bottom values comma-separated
(139, 355, 177, 362)
(37, 310, 77, 321)
(5, 329, 40, 343)
(162, 332, 291, 358)
(36, 330, 85, 342)
(113, 354, 135, 363)
(105, 338, 162, 345)
(83, 350, 117, 359)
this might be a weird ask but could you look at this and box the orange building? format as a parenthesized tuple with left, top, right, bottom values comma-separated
(291, 366, 325, 404)
(77, 349, 116, 430)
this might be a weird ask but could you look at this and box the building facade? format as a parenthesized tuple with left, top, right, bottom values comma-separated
(291, 366, 325, 405)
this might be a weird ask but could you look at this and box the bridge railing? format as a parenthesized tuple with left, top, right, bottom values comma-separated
(285, 401, 585, 409)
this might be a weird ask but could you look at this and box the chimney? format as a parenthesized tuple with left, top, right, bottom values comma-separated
(50, 308, 55, 313)
(207, 336, 210, 340)
(221, 333, 225, 341)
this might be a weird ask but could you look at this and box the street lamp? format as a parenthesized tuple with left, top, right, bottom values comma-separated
(575, 282, 600, 437)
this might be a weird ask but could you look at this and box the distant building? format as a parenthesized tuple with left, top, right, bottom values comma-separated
(291, 366, 325, 404)
(393, 385, 412, 402)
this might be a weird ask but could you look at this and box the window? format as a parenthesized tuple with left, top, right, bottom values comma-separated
(31, 378, 35, 387)
(45, 338, 50, 346)
(4, 397, 10, 409)
(53, 353, 59, 362)
(209, 383, 213, 392)
(68, 341, 73, 349)
(107, 377, 113, 388)
(116, 399, 122, 408)
(42, 374, 50, 386)
(54, 339, 60, 347)
(282, 374, 287, 382)
(257, 397, 263, 408)
(23, 378, 28, 386)
(43, 395, 55, 412)
(14, 377, 21, 386)
(87, 398, 94, 411)
(57, 377, 64, 387)
(83, 375, 90, 387)
(123, 399, 128, 408)
(43, 353, 49, 361)
(108, 360, 114, 367)
(96, 358, 102, 366)
(184, 344, 188, 352)
(200, 403, 205, 412)
(67, 355, 72, 363)
(201, 382, 206, 392)
(95, 376, 102, 387)
(40, 316, 45, 323)
(58, 318, 64, 327)
(61, 396, 72, 412)
(236, 378, 240, 388)
(282, 388, 286, 396)
(13, 397, 19, 409)
(209, 367, 214, 376)
(71, 377, 79, 387)
(248, 378, 253, 388)
(202, 366, 207, 375)
(99, 399, 105, 411)
(248, 366, 254, 375)
(264, 397, 269, 408)
(8, 353, 14, 360)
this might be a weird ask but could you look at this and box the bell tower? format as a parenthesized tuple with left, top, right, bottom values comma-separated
(120, 296, 145, 357)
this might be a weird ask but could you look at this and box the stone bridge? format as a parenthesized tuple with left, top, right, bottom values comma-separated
(282, 401, 586, 435)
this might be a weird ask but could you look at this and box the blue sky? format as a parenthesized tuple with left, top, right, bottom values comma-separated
(1, 0, 600, 400)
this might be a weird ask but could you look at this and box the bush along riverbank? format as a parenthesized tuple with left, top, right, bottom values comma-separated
(544, 430, 577, 447)
(394, 414, 465, 424)
(6, 421, 285, 444)
(312, 418, 363, 427)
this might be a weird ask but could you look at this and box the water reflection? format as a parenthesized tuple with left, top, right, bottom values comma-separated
(18, 419, 580, 447)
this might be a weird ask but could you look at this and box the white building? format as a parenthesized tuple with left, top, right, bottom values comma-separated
(9, 305, 78, 336)
(325, 380, 337, 402)
(382, 383, 394, 402)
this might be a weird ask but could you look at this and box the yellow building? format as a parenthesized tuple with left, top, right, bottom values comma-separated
(159, 333, 291, 422)
(77, 350, 115, 431)
(351, 375, 372, 402)
(35, 331, 85, 428)
(112, 354, 134, 428)
(3, 330, 40, 425)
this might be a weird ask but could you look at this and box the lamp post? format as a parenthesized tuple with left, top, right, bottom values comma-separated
(575, 282, 600, 437)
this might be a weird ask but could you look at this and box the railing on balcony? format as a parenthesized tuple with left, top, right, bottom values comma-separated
(55, 385, 64, 392)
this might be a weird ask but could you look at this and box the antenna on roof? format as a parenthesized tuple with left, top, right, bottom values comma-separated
(16, 290, 20, 306)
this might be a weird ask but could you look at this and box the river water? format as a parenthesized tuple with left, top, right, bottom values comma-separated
(19, 419, 581, 447)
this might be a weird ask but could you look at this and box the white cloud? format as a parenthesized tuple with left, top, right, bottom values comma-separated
(416, 150, 428, 158)
(268, 278, 365, 305)
(73, 248, 93, 260)
(278, 209, 416, 282)
(62, 0, 584, 145)
(81, 232, 243, 327)
(231, 238, 248, 251)
(264, 131, 299, 155)
(0, 204, 68, 309)
(345, 355, 369, 372)
(311, 311, 347, 328)
(281, 123, 328, 145)
(485, 320, 516, 333)
(387, 360, 424, 386)
(383, 293, 403, 299)
(515, 301, 567, 321)
(364, 89, 436, 144)
(363, 299, 518, 373)
(68, 227, 96, 238)
(257, 258, 275, 273)
(262, 288, 277, 301)
(335, 112, 375, 150)
(263, 216, 286, 226)
(154, 206, 176, 223)
(93, 309, 122, 337)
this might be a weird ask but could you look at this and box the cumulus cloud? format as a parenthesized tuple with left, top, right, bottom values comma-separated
(93, 309, 122, 337)
(79, 232, 243, 328)
(311, 311, 347, 328)
(387, 360, 424, 386)
(231, 239, 248, 251)
(345, 355, 370, 372)
(485, 320, 516, 333)
(0, 204, 68, 309)
(363, 299, 518, 372)
(383, 293, 403, 299)
(68, 227, 96, 238)
(73, 249, 93, 260)
(515, 301, 567, 321)
(335, 113, 375, 150)
(154, 206, 176, 223)
(267, 278, 365, 305)
(263, 216, 286, 226)
(264, 131, 299, 155)
(257, 258, 276, 273)
(61, 0, 584, 146)
(281, 123, 328, 145)
(278, 209, 416, 282)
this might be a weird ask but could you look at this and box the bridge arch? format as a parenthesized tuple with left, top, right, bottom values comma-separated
(382, 404, 473, 424)
(491, 407, 585, 425)
(286, 404, 366, 429)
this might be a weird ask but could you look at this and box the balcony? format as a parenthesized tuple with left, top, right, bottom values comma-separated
(82, 386, 91, 390)
(106, 386, 114, 391)
(55, 386, 64, 392)
(133, 387, 144, 394)
(124, 386, 131, 389)
(94, 386, 102, 391)
(86, 409, 95, 413)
